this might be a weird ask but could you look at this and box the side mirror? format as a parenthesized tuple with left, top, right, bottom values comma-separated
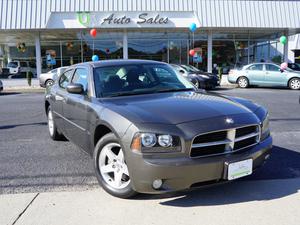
(279, 69, 284, 73)
(66, 83, 84, 94)
(179, 69, 185, 74)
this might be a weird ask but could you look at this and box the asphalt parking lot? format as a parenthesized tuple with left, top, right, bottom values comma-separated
(0, 87, 300, 225)
(0, 87, 299, 195)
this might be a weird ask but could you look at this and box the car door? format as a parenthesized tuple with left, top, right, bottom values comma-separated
(63, 66, 91, 151)
(245, 64, 265, 85)
(265, 64, 288, 86)
(50, 69, 75, 132)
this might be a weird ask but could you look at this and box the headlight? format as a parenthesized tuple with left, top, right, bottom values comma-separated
(131, 133, 181, 153)
(158, 135, 173, 147)
(260, 114, 270, 141)
(141, 133, 157, 147)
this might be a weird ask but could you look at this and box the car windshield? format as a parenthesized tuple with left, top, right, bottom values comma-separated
(93, 63, 195, 98)
(181, 65, 199, 73)
(185, 65, 201, 72)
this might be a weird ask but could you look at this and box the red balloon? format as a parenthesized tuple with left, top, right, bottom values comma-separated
(189, 49, 196, 56)
(90, 29, 97, 38)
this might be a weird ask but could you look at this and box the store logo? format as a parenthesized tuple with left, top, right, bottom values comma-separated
(77, 12, 91, 26)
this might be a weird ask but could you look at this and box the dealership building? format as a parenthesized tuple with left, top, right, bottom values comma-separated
(0, 0, 300, 76)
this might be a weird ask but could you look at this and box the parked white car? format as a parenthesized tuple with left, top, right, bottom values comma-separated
(39, 66, 68, 87)
(7, 61, 37, 76)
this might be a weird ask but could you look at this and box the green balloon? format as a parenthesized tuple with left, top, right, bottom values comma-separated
(280, 36, 287, 45)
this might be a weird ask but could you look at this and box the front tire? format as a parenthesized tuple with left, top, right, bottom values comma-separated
(289, 78, 300, 90)
(93, 133, 137, 198)
(237, 76, 249, 88)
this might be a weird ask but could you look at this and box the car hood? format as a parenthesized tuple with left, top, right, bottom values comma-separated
(100, 91, 257, 125)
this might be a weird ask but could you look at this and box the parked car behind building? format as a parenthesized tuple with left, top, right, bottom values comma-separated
(39, 66, 68, 87)
(228, 63, 300, 90)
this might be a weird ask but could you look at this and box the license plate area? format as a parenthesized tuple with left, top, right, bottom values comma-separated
(227, 159, 253, 180)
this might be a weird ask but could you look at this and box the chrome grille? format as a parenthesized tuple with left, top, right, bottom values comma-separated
(190, 125, 260, 158)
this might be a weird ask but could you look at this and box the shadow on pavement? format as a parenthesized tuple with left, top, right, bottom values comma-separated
(0, 122, 47, 130)
(139, 146, 300, 205)
(0, 92, 21, 96)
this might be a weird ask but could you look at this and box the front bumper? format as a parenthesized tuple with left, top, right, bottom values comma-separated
(128, 136, 272, 194)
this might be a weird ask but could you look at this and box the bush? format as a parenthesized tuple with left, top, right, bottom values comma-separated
(27, 71, 33, 86)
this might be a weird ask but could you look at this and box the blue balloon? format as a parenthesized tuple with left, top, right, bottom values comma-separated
(189, 23, 197, 32)
(92, 55, 99, 62)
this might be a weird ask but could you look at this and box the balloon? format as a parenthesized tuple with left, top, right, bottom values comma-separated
(280, 62, 288, 70)
(189, 23, 197, 32)
(189, 49, 196, 56)
(92, 55, 99, 62)
(280, 36, 287, 45)
(90, 29, 97, 38)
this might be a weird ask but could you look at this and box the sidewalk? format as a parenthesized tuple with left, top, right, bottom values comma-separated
(1, 178, 299, 225)
(1, 79, 43, 92)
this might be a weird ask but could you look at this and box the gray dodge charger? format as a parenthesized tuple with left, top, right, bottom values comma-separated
(45, 59, 272, 198)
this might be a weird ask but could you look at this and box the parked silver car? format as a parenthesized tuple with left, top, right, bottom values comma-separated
(228, 63, 300, 90)
(39, 67, 68, 87)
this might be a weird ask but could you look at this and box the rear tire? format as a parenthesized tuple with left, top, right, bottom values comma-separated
(237, 76, 249, 88)
(93, 133, 137, 199)
(289, 78, 300, 90)
(45, 79, 54, 87)
(47, 106, 65, 140)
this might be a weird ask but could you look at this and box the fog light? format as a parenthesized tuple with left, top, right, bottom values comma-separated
(152, 179, 163, 189)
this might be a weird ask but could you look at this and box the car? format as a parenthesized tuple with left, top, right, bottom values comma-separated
(171, 64, 220, 89)
(39, 66, 68, 88)
(0, 79, 3, 92)
(6, 61, 37, 77)
(288, 63, 300, 71)
(45, 59, 272, 198)
(228, 63, 300, 90)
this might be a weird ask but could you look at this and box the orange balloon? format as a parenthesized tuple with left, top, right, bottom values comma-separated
(90, 29, 97, 38)
(189, 49, 196, 56)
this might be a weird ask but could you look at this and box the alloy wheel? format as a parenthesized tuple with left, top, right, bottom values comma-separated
(98, 143, 130, 189)
(46, 79, 54, 87)
(238, 77, 248, 88)
(290, 78, 300, 90)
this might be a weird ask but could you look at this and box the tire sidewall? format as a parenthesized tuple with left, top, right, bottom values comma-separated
(93, 133, 136, 198)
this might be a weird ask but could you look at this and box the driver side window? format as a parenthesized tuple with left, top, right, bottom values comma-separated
(59, 70, 74, 89)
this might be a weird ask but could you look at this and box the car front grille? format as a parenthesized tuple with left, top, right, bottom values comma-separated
(190, 125, 260, 158)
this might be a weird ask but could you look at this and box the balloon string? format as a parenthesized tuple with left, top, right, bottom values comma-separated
(93, 39, 94, 55)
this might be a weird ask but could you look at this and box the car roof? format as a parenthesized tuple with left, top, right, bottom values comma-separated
(72, 59, 168, 68)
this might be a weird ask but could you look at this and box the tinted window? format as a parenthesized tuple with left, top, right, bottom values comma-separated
(248, 64, 263, 71)
(59, 70, 74, 89)
(266, 64, 280, 72)
(72, 68, 89, 92)
(7, 62, 18, 68)
(93, 63, 194, 98)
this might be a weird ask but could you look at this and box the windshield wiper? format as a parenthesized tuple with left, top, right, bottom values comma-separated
(106, 90, 154, 97)
(154, 88, 195, 93)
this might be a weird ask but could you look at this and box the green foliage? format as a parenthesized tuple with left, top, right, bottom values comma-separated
(27, 71, 33, 86)
(271, 55, 282, 64)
